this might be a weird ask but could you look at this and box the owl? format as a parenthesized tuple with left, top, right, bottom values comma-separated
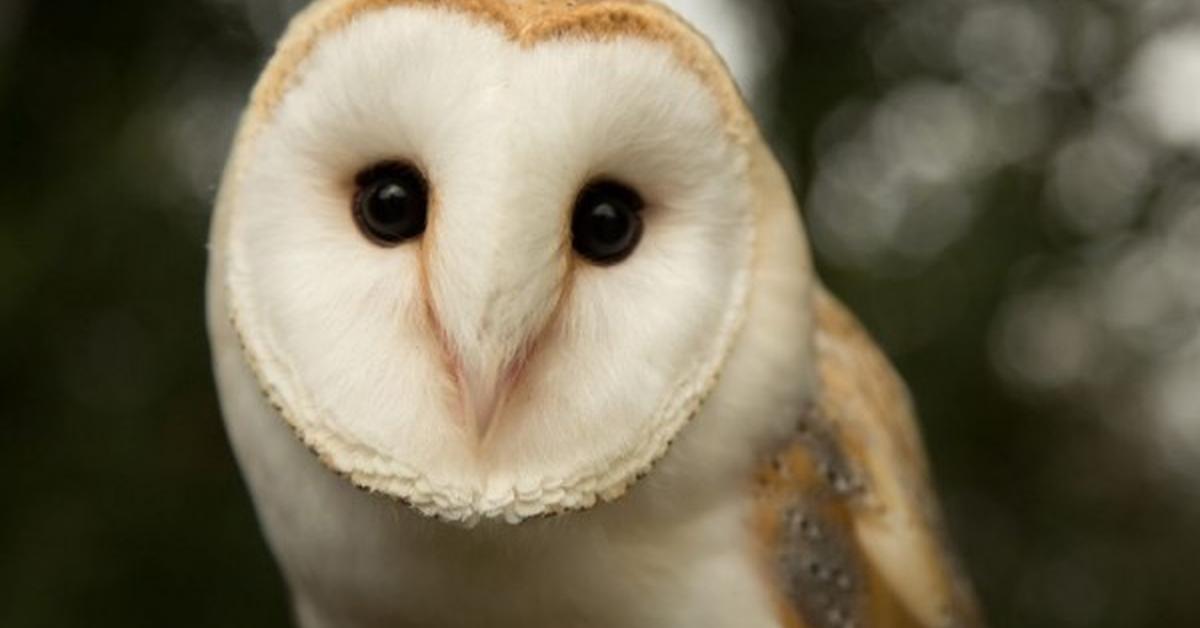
(206, 1, 984, 627)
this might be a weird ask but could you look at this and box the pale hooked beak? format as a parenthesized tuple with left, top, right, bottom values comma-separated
(457, 358, 517, 438)
(432, 315, 533, 439)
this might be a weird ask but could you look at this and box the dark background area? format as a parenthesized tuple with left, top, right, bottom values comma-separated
(2, 1, 1198, 626)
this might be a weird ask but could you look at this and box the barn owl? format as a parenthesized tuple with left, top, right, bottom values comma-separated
(206, 1, 984, 627)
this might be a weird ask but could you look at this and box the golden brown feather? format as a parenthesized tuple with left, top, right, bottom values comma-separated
(755, 288, 984, 628)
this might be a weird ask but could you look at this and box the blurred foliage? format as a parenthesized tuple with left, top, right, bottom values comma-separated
(1, 1, 1198, 627)
(0, 1, 288, 626)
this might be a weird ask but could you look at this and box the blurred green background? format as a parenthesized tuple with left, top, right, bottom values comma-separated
(3, 0, 1199, 626)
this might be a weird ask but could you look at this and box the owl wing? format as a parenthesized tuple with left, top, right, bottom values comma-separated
(753, 287, 984, 628)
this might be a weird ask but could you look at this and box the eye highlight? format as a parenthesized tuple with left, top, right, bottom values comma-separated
(571, 180, 645, 264)
(352, 162, 429, 246)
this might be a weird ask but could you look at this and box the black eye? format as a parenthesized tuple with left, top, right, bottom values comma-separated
(571, 180, 645, 264)
(353, 162, 429, 246)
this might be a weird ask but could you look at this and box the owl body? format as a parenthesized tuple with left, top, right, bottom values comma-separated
(208, 1, 981, 626)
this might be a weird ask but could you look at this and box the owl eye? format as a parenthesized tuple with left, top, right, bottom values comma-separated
(352, 162, 429, 246)
(571, 180, 645, 264)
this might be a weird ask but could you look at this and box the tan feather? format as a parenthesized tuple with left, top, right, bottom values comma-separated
(755, 288, 984, 628)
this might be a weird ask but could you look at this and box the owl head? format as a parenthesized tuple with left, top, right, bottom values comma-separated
(213, 0, 815, 524)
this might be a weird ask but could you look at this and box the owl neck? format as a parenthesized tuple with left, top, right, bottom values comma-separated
(284, 488, 780, 628)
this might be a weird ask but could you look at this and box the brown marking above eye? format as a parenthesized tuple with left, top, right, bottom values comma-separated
(247, 1, 751, 145)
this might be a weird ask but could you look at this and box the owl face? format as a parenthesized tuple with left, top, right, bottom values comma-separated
(221, 0, 758, 523)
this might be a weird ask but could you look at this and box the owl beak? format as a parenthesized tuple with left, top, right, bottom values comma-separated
(423, 285, 550, 440)
(461, 364, 502, 437)
(455, 354, 524, 439)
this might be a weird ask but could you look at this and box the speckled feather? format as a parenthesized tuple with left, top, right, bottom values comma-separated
(755, 289, 984, 628)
